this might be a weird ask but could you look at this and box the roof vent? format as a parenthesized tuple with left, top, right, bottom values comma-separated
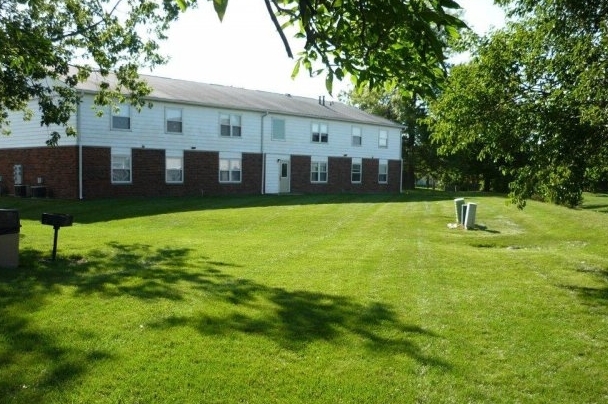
(318, 96, 325, 106)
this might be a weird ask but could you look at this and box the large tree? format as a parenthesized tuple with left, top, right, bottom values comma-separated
(429, 0, 608, 208)
(1, 0, 466, 145)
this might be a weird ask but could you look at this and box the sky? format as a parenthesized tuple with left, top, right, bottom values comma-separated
(150, 0, 505, 99)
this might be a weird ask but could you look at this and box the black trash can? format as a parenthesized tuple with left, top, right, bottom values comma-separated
(0, 209, 20, 268)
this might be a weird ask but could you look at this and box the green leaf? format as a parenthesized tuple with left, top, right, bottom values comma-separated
(291, 59, 301, 79)
(176, 0, 188, 12)
(212, 0, 229, 22)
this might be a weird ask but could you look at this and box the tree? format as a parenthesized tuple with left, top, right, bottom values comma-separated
(1, 0, 466, 145)
(1, 0, 181, 145)
(429, 0, 608, 208)
(347, 85, 439, 190)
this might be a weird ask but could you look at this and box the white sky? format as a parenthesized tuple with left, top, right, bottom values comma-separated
(150, 0, 505, 99)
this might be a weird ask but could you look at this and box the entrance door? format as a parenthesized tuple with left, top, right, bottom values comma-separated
(279, 160, 290, 193)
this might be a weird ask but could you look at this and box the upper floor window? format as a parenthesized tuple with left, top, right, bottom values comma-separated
(166, 156, 183, 183)
(312, 122, 328, 143)
(111, 153, 131, 183)
(111, 104, 130, 130)
(378, 130, 388, 148)
(272, 118, 286, 141)
(166, 108, 183, 134)
(352, 127, 362, 146)
(378, 161, 388, 183)
(220, 113, 241, 137)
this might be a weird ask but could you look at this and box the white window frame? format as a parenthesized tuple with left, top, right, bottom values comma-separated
(111, 153, 132, 184)
(111, 104, 131, 131)
(166, 155, 183, 184)
(378, 130, 388, 148)
(311, 122, 328, 143)
(352, 126, 362, 146)
(351, 158, 362, 183)
(311, 161, 328, 183)
(271, 118, 286, 141)
(219, 157, 242, 183)
(165, 107, 183, 134)
(378, 160, 388, 184)
(220, 113, 242, 137)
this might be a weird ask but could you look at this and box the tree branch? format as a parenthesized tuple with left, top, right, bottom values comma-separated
(264, 0, 293, 58)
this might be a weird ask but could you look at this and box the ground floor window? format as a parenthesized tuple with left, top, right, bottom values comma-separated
(378, 160, 388, 184)
(311, 161, 328, 183)
(166, 156, 183, 183)
(219, 158, 242, 183)
(351, 160, 362, 183)
(111, 153, 131, 183)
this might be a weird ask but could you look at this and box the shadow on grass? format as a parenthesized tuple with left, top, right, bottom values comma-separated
(561, 265, 608, 310)
(1, 190, 498, 224)
(0, 243, 450, 400)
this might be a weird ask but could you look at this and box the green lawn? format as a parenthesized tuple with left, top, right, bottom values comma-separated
(1, 191, 607, 403)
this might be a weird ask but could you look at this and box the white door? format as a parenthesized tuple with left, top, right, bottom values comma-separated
(279, 160, 290, 193)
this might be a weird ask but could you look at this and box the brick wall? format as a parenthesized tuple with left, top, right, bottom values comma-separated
(0, 146, 399, 199)
(291, 155, 401, 194)
(0, 146, 79, 198)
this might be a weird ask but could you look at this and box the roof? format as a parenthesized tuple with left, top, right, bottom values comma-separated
(76, 72, 402, 129)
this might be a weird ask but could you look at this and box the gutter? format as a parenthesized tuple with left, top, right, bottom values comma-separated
(260, 111, 269, 194)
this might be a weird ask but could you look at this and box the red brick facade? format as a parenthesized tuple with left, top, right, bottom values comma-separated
(0, 146, 400, 199)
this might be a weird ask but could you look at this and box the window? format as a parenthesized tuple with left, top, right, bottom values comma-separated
(220, 114, 241, 137)
(378, 161, 388, 184)
(351, 160, 362, 183)
(166, 108, 183, 133)
(166, 156, 183, 183)
(378, 130, 388, 148)
(352, 127, 362, 146)
(111, 154, 131, 183)
(311, 161, 328, 183)
(312, 123, 328, 143)
(219, 158, 241, 183)
(272, 118, 285, 141)
(112, 104, 131, 130)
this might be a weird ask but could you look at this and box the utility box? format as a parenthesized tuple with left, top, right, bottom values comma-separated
(464, 203, 477, 230)
(454, 198, 465, 224)
(0, 209, 20, 268)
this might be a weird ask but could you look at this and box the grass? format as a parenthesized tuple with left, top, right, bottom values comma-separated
(1, 190, 608, 403)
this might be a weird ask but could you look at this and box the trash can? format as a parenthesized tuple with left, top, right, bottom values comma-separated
(0, 209, 20, 268)
(454, 198, 465, 224)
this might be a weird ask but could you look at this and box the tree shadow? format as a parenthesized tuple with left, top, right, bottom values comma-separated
(1, 191, 493, 224)
(0, 243, 451, 401)
(559, 265, 608, 310)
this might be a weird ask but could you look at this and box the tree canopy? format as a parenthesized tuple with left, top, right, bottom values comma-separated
(0, 0, 466, 145)
(429, 0, 608, 208)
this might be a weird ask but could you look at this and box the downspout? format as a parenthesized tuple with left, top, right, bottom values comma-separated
(260, 111, 269, 194)
(77, 92, 84, 200)
(400, 129, 405, 193)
